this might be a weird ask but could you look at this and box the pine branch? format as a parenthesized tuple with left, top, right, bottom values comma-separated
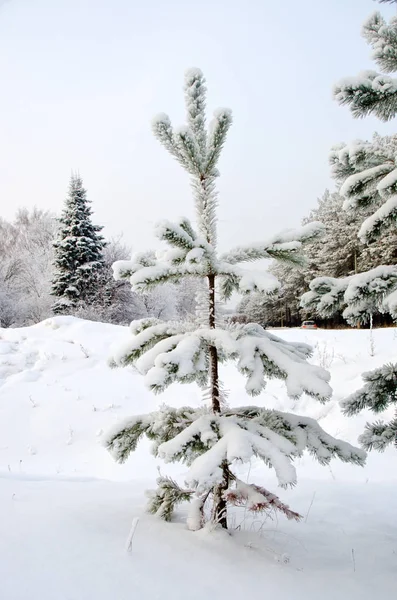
(363, 12, 397, 73)
(152, 113, 189, 170)
(222, 222, 324, 265)
(359, 417, 397, 451)
(184, 68, 207, 160)
(112, 251, 157, 281)
(334, 71, 397, 121)
(146, 476, 194, 521)
(301, 266, 397, 325)
(175, 126, 204, 175)
(358, 194, 397, 242)
(204, 109, 233, 175)
(104, 416, 152, 463)
(224, 479, 302, 521)
(340, 163, 394, 210)
(155, 219, 197, 250)
(341, 363, 397, 415)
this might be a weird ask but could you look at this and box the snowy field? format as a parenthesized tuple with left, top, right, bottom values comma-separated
(0, 317, 396, 599)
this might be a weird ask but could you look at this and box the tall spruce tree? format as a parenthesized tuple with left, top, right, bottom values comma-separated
(52, 174, 106, 314)
(104, 69, 365, 530)
(302, 4, 397, 451)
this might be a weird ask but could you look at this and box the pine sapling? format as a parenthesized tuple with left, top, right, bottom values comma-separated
(104, 69, 366, 530)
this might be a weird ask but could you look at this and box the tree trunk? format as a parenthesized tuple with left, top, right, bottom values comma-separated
(208, 273, 228, 528)
(212, 463, 228, 529)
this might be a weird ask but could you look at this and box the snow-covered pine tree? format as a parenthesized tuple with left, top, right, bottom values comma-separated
(302, 138, 397, 449)
(239, 189, 390, 329)
(52, 174, 106, 314)
(302, 4, 397, 452)
(104, 69, 365, 530)
(334, 6, 397, 121)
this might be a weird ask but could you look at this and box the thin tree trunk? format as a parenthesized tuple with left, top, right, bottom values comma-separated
(208, 273, 228, 528)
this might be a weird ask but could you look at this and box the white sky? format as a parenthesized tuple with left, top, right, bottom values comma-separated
(0, 0, 395, 253)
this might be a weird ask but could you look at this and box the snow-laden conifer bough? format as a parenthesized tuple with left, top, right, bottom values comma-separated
(104, 68, 365, 530)
(302, 4, 397, 453)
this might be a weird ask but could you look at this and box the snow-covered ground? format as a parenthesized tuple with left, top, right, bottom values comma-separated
(0, 317, 396, 599)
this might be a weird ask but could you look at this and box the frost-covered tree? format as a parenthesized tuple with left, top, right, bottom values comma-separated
(238, 189, 397, 329)
(73, 237, 150, 325)
(104, 69, 365, 530)
(334, 8, 397, 121)
(302, 4, 397, 452)
(0, 208, 57, 326)
(52, 175, 106, 314)
(302, 141, 397, 448)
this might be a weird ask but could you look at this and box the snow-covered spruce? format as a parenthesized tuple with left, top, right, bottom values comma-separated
(52, 174, 106, 314)
(105, 68, 365, 530)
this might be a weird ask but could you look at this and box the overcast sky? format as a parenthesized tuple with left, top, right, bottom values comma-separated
(0, 0, 395, 253)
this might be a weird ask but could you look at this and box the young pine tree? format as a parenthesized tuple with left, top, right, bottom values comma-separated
(52, 174, 106, 314)
(104, 69, 365, 530)
(302, 5, 397, 452)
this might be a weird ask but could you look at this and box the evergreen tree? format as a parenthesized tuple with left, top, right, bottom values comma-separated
(302, 4, 397, 451)
(334, 7, 397, 121)
(238, 188, 397, 329)
(104, 69, 365, 530)
(52, 174, 106, 314)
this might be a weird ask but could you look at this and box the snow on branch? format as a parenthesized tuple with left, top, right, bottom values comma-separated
(174, 125, 204, 175)
(104, 406, 365, 494)
(236, 330, 331, 400)
(341, 363, 397, 416)
(302, 266, 397, 325)
(155, 219, 197, 250)
(104, 406, 199, 463)
(218, 264, 281, 300)
(383, 288, 397, 319)
(112, 251, 156, 281)
(341, 360, 397, 451)
(362, 11, 397, 74)
(221, 222, 324, 265)
(110, 321, 331, 399)
(301, 276, 350, 319)
(205, 108, 233, 175)
(359, 418, 397, 452)
(358, 194, 397, 242)
(152, 113, 189, 170)
(329, 135, 397, 240)
(334, 70, 397, 121)
(184, 68, 207, 159)
(146, 476, 194, 522)
(330, 139, 377, 182)
(109, 320, 190, 368)
(103, 414, 153, 463)
(340, 164, 394, 209)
